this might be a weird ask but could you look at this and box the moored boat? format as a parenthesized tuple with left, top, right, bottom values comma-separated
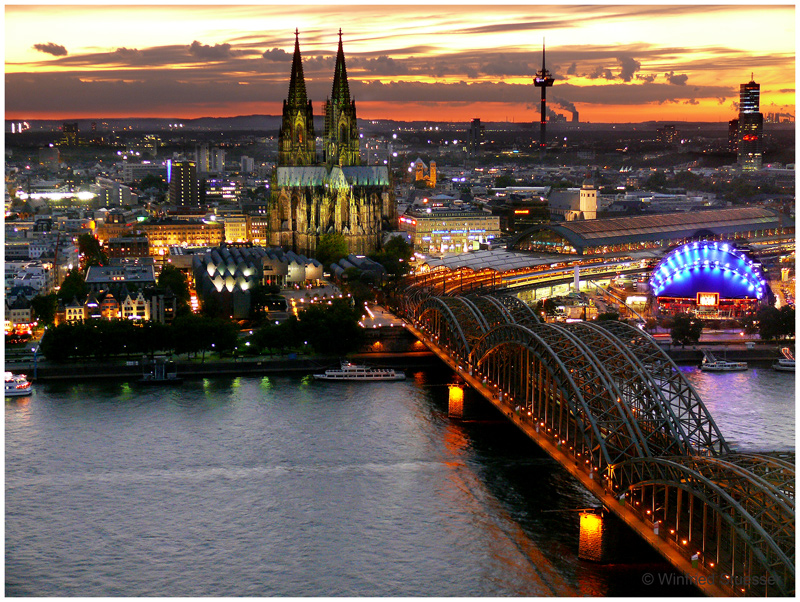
(5, 372, 32, 397)
(313, 361, 406, 381)
(773, 347, 795, 372)
(700, 350, 748, 372)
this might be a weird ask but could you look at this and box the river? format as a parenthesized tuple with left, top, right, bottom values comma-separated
(5, 364, 793, 596)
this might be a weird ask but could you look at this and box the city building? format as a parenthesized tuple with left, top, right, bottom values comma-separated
(737, 76, 763, 171)
(85, 264, 157, 293)
(399, 201, 501, 254)
(546, 179, 598, 221)
(192, 244, 322, 319)
(412, 158, 437, 188)
(167, 160, 199, 207)
(61, 122, 79, 146)
(138, 218, 224, 256)
(105, 236, 150, 259)
(268, 30, 395, 255)
(468, 118, 484, 153)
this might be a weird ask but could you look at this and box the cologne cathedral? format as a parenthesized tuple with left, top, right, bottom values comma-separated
(269, 30, 396, 255)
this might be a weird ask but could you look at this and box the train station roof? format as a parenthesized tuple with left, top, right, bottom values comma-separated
(421, 248, 568, 271)
(510, 207, 786, 253)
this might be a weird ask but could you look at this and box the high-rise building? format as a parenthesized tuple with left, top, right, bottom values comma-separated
(62, 122, 79, 146)
(167, 160, 199, 207)
(737, 75, 763, 171)
(468, 118, 484, 153)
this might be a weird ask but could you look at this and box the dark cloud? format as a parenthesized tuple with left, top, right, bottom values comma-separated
(566, 62, 577, 75)
(353, 55, 412, 76)
(113, 47, 142, 60)
(33, 42, 67, 57)
(636, 73, 657, 83)
(664, 71, 689, 85)
(588, 66, 615, 80)
(684, 99, 699, 105)
(262, 48, 291, 62)
(188, 40, 242, 60)
(616, 56, 641, 82)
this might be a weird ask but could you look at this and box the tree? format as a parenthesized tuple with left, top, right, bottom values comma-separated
(296, 298, 362, 355)
(494, 175, 516, 188)
(645, 171, 668, 191)
(78, 233, 108, 267)
(371, 236, 414, 280)
(315, 232, 348, 268)
(157, 264, 190, 304)
(597, 312, 619, 321)
(755, 306, 787, 341)
(138, 173, 167, 192)
(30, 293, 58, 325)
(670, 313, 703, 347)
(58, 268, 87, 303)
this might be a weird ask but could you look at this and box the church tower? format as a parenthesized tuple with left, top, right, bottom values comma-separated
(323, 30, 360, 167)
(278, 29, 316, 166)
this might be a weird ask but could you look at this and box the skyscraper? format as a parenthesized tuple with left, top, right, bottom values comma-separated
(167, 160, 199, 207)
(737, 75, 763, 171)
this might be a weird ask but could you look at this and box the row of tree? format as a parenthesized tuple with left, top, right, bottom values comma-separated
(38, 297, 364, 362)
(39, 315, 238, 363)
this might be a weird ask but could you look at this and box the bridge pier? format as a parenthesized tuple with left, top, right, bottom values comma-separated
(578, 509, 622, 563)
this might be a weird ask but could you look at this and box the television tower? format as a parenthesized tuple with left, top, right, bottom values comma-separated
(533, 39, 554, 150)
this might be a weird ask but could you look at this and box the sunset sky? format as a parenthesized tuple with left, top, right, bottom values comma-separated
(4, 3, 796, 123)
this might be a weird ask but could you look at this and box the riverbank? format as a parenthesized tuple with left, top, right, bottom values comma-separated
(8, 346, 790, 382)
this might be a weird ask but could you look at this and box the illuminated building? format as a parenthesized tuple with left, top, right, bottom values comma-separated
(412, 158, 437, 187)
(737, 76, 763, 171)
(138, 218, 224, 256)
(269, 30, 395, 255)
(400, 204, 501, 254)
(106, 236, 149, 259)
(468, 118, 484, 153)
(650, 240, 767, 319)
(167, 160, 199, 207)
(62, 122, 79, 146)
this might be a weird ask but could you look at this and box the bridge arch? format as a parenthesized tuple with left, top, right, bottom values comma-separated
(468, 322, 648, 471)
(615, 455, 795, 596)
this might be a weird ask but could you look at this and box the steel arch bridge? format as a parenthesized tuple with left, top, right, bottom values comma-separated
(398, 286, 794, 596)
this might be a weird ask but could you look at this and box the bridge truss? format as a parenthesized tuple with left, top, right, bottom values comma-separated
(398, 286, 794, 596)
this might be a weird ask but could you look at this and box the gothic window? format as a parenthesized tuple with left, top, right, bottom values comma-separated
(340, 124, 347, 144)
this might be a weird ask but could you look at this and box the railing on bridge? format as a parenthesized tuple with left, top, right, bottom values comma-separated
(397, 283, 795, 597)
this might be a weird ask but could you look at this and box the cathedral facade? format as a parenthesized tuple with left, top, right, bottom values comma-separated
(269, 30, 396, 256)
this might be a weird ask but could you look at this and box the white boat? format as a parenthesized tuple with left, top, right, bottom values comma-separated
(700, 350, 747, 372)
(5, 372, 32, 397)
(773, 348, 795, 372)
(313, 361, 406, 381)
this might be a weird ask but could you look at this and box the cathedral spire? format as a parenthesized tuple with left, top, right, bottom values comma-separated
(331, 28, 351, 103)
(287, 27, 309, 107)
(279, 29, 315, 166)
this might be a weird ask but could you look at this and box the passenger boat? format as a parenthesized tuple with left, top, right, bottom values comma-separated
(700, 350, 747, 372)
(5, 372, 32, 397)
(773, 347, 795, 372)
(313, 361, 406, 381)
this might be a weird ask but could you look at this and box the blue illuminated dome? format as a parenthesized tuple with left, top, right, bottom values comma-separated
(650, 241, 766, 300)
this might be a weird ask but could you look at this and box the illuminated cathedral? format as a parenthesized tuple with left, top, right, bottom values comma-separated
(269, 30, 396, 255)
